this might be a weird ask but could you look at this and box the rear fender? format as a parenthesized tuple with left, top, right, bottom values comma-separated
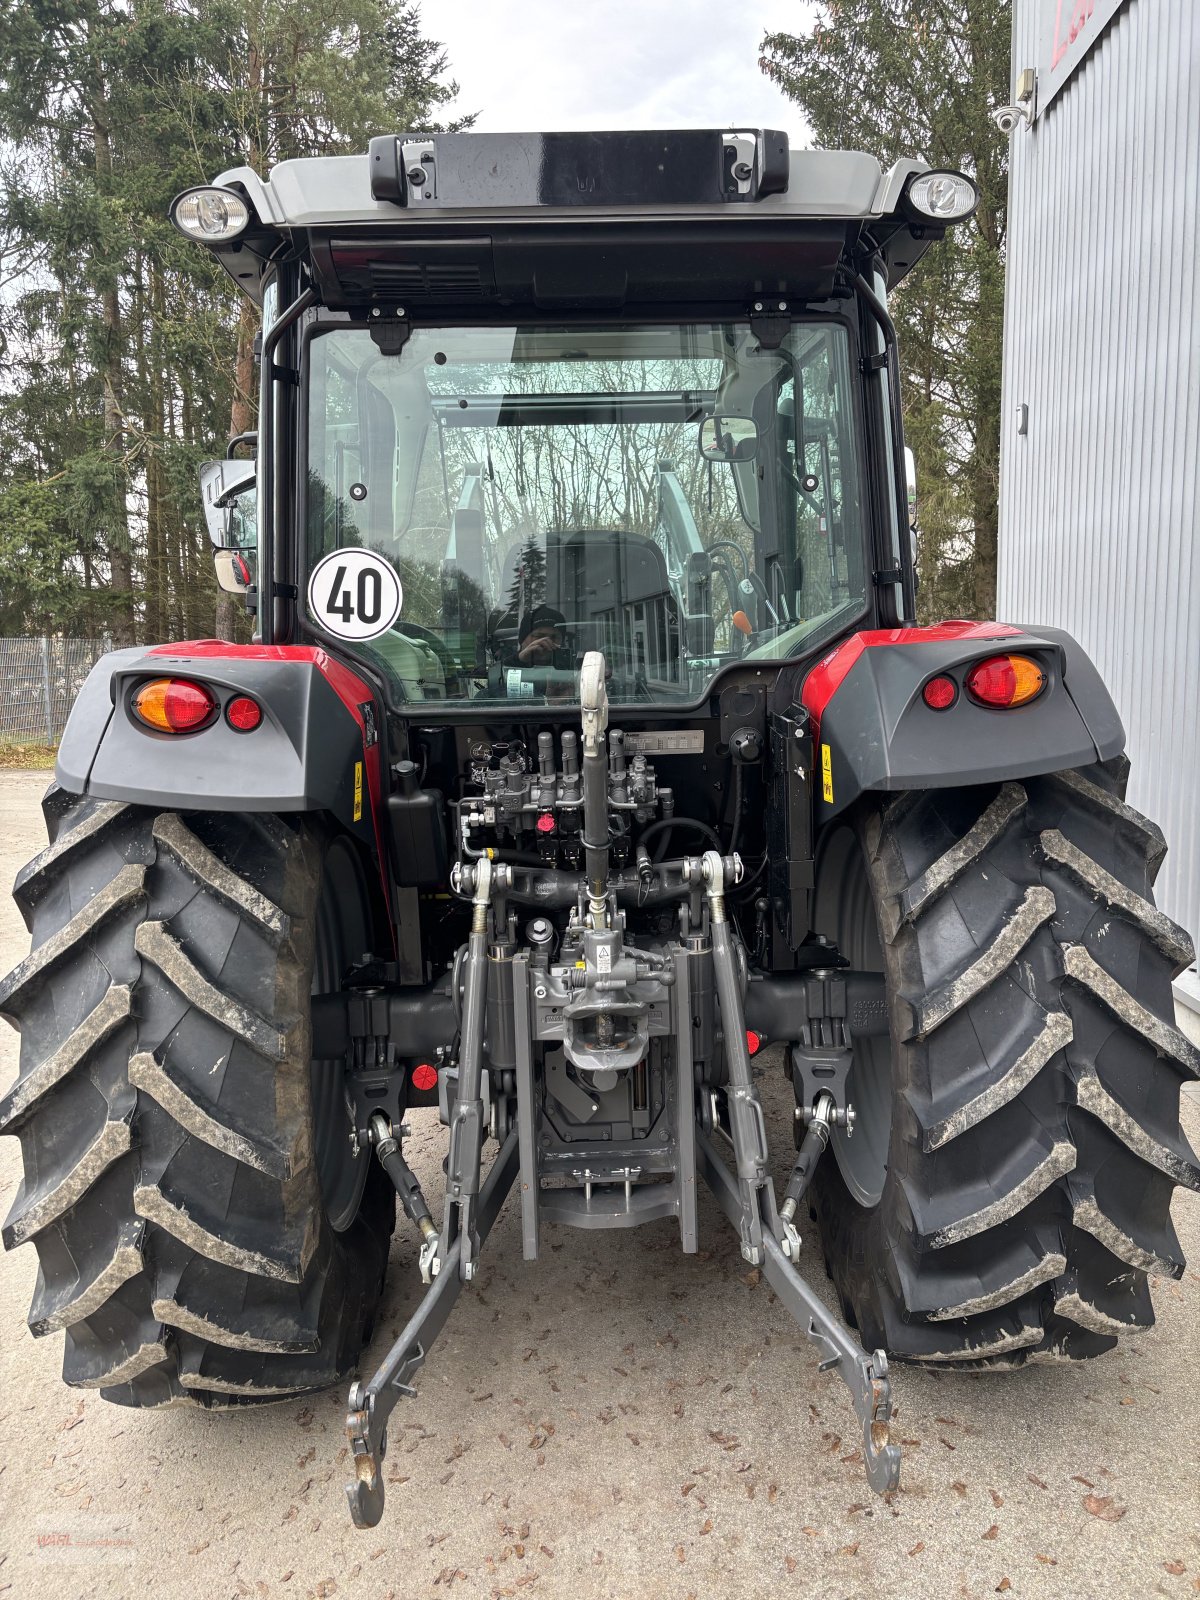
(56, 641, 386, 871)
(801, 622, 1125, 821)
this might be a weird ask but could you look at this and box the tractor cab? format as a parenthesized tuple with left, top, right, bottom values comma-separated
(184, 129, 977, 710)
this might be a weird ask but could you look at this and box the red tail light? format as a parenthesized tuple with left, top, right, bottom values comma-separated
(411, 1063, 438, 1091)
(965, 654, 1046, 708)
(132, 677, 217, 734)
(746, 1030, 762, 1056)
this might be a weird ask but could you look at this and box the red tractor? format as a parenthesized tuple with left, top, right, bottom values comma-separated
(2, 130, 1194, 1526)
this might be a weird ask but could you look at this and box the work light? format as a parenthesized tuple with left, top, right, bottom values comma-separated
(170, 186, 251, 242)
(906, 170, 977, 222)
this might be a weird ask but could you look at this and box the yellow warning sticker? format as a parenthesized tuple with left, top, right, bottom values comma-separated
(353, 761, 363, 822)
(821, 743, 834, 804)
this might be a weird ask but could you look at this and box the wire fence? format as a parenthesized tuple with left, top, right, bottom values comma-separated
(0, 637, 112, 746)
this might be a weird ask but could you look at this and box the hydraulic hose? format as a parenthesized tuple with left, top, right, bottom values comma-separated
(705, 540, 750, 580)
(728, 761, 745, 856)
(643, 815, 723, 864)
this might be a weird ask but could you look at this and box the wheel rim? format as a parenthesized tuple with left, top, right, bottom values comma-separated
(812, 826, 892, 1208)
(311, 838, 371, 1232)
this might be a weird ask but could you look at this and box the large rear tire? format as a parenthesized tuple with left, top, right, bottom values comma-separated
(810, 759, 1198, 1366)
(0, 789, 393, 1405)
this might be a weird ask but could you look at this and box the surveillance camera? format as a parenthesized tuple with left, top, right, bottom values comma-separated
(992, 103, 1031, 135)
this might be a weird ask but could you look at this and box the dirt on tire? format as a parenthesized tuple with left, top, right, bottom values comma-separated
(811, 758, 1199, 1365)
(0, 789, 392, 1405)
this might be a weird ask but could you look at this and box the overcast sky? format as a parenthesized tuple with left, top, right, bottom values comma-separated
(432, 1, 819, 149)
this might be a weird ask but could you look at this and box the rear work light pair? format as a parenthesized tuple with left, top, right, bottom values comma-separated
(132, 678, 262, 735)
(922, 654, 1046, 712)
(168, 167, 978, 245)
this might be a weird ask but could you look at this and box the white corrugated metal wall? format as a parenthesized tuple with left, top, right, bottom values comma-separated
(998, 0, 1200, 958)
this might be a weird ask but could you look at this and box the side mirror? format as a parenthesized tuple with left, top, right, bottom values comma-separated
(698, 414, 758, 463)
(213, 548, 253, 595)
(199, 458, 257, 549)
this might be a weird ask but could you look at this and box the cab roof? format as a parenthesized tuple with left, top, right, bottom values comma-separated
(206, 129, 942, 310)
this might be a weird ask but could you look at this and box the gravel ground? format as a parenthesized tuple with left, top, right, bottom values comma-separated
(0, 768, 1197, 1600)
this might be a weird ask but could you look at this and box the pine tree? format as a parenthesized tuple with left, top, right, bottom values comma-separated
(506, 533, 547, 620)
(760, 2, 1009, 619)
(0, 0, 470, 642)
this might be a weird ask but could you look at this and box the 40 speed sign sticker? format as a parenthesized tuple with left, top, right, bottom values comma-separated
(307, 548, 403, 642)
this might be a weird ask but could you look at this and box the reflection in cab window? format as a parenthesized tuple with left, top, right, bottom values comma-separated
(305, 322, 868, 704)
